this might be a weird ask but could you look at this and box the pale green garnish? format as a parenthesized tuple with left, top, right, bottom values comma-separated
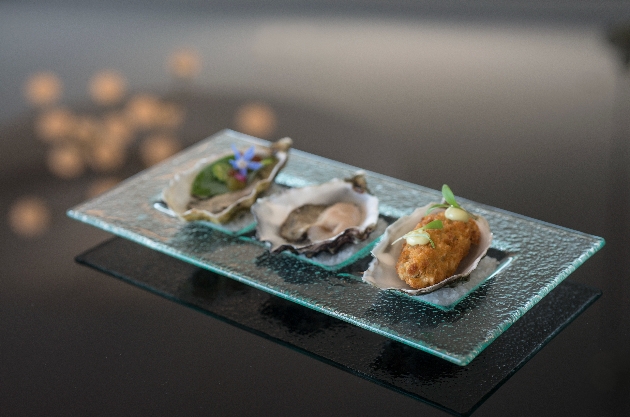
(211, 161, 231, 182)
(427, 184, 477, 220)
(445, 206, 469, 222)
(260, 157, 275, 166)
(391, 219, 443, 248)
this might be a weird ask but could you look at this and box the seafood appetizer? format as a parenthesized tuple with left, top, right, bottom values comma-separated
(162, 137, 292, 224)
(363, 185, 492, 295)
(252, 173, 379, 256)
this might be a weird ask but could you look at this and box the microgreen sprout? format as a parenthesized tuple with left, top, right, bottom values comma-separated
(427, 184, 477, 219)
(391, 219, 443, 248)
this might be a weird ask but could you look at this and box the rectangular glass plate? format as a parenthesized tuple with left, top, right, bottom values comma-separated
(67, 129, 605, 366)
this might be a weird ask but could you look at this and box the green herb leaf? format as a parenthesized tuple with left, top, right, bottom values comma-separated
(191, 155, 234, 198)
(191, 169, 215, 198)
(442, 184, 460, 208)
(191, 177, 230, 198)
(226, 176, 246, 191)
(246, 156, 277, 184)
(422, 219, 443, 230)
(211, 162, 231, 182)
(260, 157, 275, 166)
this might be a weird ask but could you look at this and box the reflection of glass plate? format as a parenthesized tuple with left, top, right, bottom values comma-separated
(67, 129, 605, 366)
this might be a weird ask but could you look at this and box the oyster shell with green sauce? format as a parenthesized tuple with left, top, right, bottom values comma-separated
(162, 137, 292, 224)
(252, 173, 379, 256)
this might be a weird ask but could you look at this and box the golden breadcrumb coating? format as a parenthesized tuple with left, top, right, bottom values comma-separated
(395, 212, 480, 289)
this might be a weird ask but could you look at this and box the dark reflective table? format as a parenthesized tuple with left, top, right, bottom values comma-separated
(1, 2, 629, 416)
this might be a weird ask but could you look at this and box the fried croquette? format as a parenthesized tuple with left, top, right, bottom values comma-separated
(395, 212, 480, 289)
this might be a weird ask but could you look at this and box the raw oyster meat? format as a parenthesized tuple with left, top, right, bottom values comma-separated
(252, 174, 379, 256)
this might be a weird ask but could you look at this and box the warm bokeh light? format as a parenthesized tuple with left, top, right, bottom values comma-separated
(89, 143, 125, 172)
(168, 49, 201, 79)
(89, 70, 127, 105)
(126, 94, 161, 129)
(8, 196, 52, 238)
(47, 146, 85, 179)
(35, 108, 75, 142)
(24, 72, 62, 106)
(234, 102, 277, 138)
(72, 116, 100, 143)
(139, 134, 180, 167)
(102, 112, 134, 146)
(27, 66, 187, 192)
(156, 102, 185, 129)
(86, 177, 120, 198)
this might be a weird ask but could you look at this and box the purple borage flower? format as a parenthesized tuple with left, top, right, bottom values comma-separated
(230, 145, 262, 181)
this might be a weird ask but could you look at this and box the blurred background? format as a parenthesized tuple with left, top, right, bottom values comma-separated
(1, 1, 629, 416)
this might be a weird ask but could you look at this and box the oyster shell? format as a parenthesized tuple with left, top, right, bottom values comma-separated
(252, 174, 380, 256)
(363, 203, 492, 295)
(162, 137, 292, 224)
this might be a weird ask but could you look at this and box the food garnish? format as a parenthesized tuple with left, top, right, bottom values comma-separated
(191, 145, 276, 198)
(391, 219, 443, 248)
(427, 184, 477, 222)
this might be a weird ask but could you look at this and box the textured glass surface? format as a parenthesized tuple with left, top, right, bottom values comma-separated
(153, 200, 258, 235)
(67, 130, 605, 366)
(76, 237, 602, 416)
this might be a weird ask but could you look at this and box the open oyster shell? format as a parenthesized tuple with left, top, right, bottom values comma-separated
(363, 203, 492, 295)
(252, 174, 379, 256)
(162, 137, 292, 224)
